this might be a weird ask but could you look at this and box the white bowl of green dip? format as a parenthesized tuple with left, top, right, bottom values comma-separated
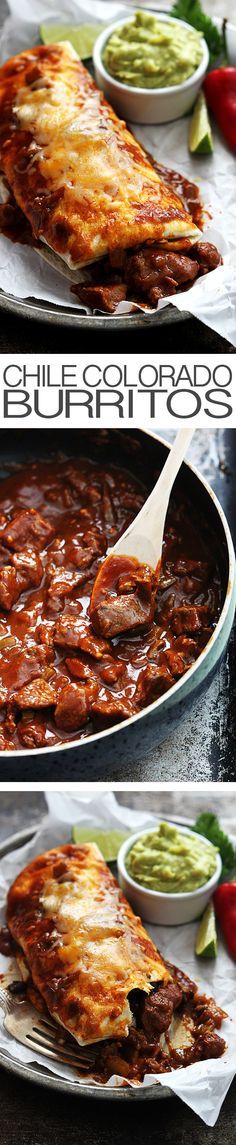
(118, 821, 222, 924)
(93, 11, 209, 124)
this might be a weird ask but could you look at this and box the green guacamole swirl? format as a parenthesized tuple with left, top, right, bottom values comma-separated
(103, 11, 203, 90)
(126, 822, 218, 894)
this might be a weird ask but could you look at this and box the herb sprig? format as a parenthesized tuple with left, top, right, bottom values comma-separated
(171, 0, 224, 67)
(193, 812, 236, 880)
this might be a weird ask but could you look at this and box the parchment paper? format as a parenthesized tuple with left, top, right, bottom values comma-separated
(0, 790, 235, 1126)
(0, 1, 236, 342)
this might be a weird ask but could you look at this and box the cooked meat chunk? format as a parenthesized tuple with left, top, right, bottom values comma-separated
(46, 568, 87, 612)
(171, 604, 210, 634)
(91, 691, 135, 725)
(161, 650, 187, 677)
(125, 249, 198, 301)
(0, 685, 7, 708)
(136, 663, 174, 704)
(18, 714, 51, 749)
(194, 1031, 226, 1060)
(1, 509, 54, 552)
(0, 567, 23, 610)
(54, 614, 109, 658)
(15, 678, 56, 709)
(174, 636, 198, 663)
(73, 283, 127, 314)
(0, 548, 44, 610)
(141, 981, 183, 1037)
(91, 593, 155, 638)
(190, 241, 222, 273)
(0, 647, 52, 695)
(99, 660, 124, 685)
(12, 549, 43, 586)
(65, 657, 92, 680)
(54, 682, 96, 731)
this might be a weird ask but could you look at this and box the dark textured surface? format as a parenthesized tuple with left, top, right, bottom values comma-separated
(0, 0, 234, 352)
(0, 790, 235, 1144)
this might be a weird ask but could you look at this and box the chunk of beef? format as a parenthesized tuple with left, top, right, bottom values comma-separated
(67, 539, 99, 568)
(125, 249, 198, 303)
(174, 636, 198, 663)
(18, 713, 52, 749)
(1, 509, 54, 552)
(0, 567, 23, 610)
(194, 1030, 226, 1060)
(0, 732, 15, 751)
(0, 685, 8, 707)
(0, 547, 44, 610)
(73, 283, 127, 314)
(46, 568, 87, 612)
(65, 657, 92, 680)
(15, 678, 56, 709)
(99, 659, 124, 685)
(54, 682, 97, 731)
(190, 241, 222, 274)
(135, 663, 174, 705)
(91, 691, 135, 725)
(54, 614, 109, 659)
(0, 646, 53, 694)
(12, 549, 43, 586)
(141, 981, 183, 1037)
(161, 650, 187, 677)
(171, 604, 210, 635)
(91, 594, 155, 639)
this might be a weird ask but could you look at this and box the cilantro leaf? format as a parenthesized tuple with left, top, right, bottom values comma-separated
(193, 812, 236, 879)
(170, 0, 224, 67)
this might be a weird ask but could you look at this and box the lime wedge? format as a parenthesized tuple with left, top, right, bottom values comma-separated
(72, 826, 130, 861)
(189, 92, 214, 155)
(195, 901, 218, 958)
(40, 22, 102, 59)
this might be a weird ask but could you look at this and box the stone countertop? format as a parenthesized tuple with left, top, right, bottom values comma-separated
(0, 0, 234, 352)
(0, 789, 235, 1145)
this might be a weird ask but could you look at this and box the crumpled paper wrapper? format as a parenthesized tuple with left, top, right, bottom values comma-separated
(0, 790, 235, 1126)
(0, 0, 236, 342)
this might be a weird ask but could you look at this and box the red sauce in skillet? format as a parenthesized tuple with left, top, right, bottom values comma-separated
(0, 455, 223, 752)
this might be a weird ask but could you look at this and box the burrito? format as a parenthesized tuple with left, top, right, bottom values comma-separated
(0, 41, 200, 271)
(7, 842, 170, 1046)
(6, 842, 227, 1080)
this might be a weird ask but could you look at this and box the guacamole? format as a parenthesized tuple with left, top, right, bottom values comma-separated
(103, 11, 203, 90)
(126, 822, 218, 894)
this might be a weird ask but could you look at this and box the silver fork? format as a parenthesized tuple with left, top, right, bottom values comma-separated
(0, 986, 96, 1072)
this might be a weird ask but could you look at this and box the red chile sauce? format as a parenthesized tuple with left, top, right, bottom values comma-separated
(0, 455, 223, 752)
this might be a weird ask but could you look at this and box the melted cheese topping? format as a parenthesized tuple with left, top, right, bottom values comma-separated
(0, 42, 200, 267)
(7, 843, 170, 1046)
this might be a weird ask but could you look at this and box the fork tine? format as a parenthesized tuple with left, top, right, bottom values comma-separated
(31, 1026, 87, 1058)
(34, 1018, 95, 1062)
(25, 1033, 92, 1070)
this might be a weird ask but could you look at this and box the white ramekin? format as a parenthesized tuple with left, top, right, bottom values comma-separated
(93, 13, 209, 124)
(117, 822, 222, 925)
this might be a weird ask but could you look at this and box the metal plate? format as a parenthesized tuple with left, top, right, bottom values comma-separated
(0, 289, 189, 329)
(0, 10, 234, 328)
(0, 823, 172, 1101)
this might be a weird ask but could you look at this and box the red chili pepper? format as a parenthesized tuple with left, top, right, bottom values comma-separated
(214, 882, 236, 960)
(204, 67, 236, 154)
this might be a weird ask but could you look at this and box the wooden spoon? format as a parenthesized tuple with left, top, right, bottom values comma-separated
(90, 429, 194, 637)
